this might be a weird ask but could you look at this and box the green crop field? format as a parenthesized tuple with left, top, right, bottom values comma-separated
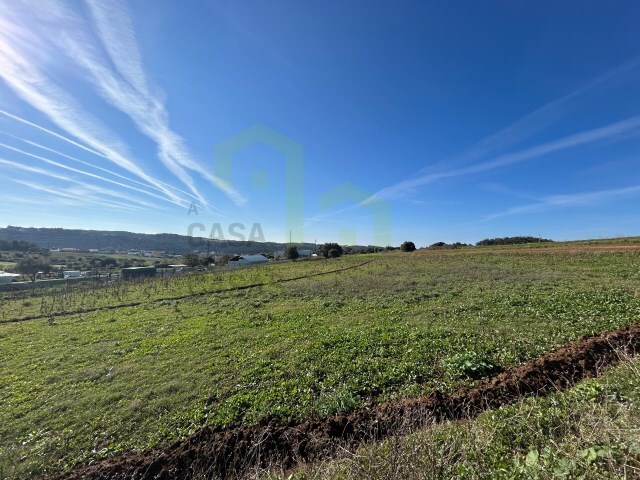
(2, 243, 640, 478)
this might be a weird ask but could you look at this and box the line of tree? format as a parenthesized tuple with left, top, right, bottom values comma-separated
(429, 242, 470, 249)
(0, 239, 46, 253)
(476, 236, 553, 246)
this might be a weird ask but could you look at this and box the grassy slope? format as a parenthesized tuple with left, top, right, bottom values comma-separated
(1, 245, 640, 478)
(292, 355, 640, 480)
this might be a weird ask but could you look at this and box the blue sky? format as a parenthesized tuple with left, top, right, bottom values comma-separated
(1, 1, 639, 246)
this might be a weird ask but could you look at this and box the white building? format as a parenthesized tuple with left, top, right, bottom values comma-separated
(228, 254, 269, 268)
(0, 271, 21, 285)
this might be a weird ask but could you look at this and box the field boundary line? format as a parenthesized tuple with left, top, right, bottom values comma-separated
(0, 260, 372, 325)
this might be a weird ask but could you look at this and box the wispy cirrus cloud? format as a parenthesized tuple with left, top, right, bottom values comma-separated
(366, 56, 640, 203)
(0, 141, 178, 208)
(11, 178, 149, 211)
(0, 11, 187, 206)
(0, 114, 202, 205)
(304, 56, 640, 232)
(482, 184, 640, 221)
(75, 0, 246, 206)
(304, 115, 640, 230)
(0, 0, 242, 211)
(1, 158, 157, 212)
(366, 114, 640, 203)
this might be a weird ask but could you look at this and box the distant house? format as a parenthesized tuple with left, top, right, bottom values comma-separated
(121, 266, 157, 280)
(228, 254, 269, 268)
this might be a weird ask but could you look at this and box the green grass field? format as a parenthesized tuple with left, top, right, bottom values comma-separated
(0, 261, 16, 270)
(1, 243, 640, 478)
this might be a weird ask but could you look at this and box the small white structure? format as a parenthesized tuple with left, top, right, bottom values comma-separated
(0, 271, 20, 285)
(228, 254, 269, 268)
(63, 270, 82, 278)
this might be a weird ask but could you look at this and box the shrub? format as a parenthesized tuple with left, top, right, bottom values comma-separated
(400, 241, 416, 252)
(182, 252, 202, 267)
(285, 246, 300, 260)
(319, 243, 344, 258)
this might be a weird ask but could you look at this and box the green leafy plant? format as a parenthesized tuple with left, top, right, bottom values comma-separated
(442, 352, 498, 379)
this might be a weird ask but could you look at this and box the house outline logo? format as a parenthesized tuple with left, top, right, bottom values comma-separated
(319, 183, 391, 246)
(214, 124, 304, 242)
(213, 124, 392, 246)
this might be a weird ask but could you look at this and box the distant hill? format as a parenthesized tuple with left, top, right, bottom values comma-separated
(0, 226, 316, 255)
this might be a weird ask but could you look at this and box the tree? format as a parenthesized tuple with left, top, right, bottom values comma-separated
(318, 243, 343, 258)
(400, 241, 416, 252)
(16, 257, 52, 282)
(182, 252, 202, 267)
(216, 254, 232, 266)
(284, 246, 300, 260)
(328, 248, 340, 258)
(100, 257, 118, 268)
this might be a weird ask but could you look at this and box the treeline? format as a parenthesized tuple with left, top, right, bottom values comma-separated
(0, 239, 45, 252)
(429, 242, 470, 249)
(476, 236, 553, 246)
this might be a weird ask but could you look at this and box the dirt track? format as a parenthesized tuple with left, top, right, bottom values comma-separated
(56, 321, 640, 480)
